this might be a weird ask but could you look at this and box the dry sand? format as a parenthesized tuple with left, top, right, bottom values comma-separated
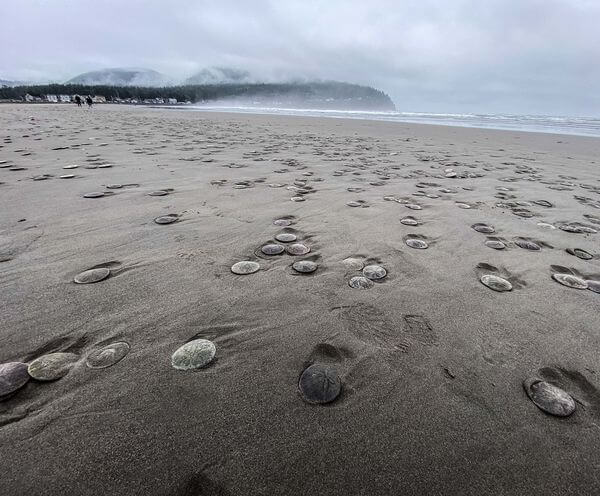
(1, 103, 600, 495)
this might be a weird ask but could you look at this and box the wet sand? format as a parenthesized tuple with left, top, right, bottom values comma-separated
(1, 103, 600, 495)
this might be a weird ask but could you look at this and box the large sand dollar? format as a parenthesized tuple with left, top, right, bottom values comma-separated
(261, 244, 284, 255)
(0, 362, 29, 400)
(552, 273, 588, 289)
(83, 192, 105, 198)
(515, 240, 541, 251)
(286, 243, 310, 256)
(86, 342, 130, 369)
(363, 265, 387, 280)
(27, 352, 78, 381)
(480, 274, 512, 292)
(154, 215, 178, 225)
(292, 260, 318, 273)
(523, 378, 575, 417)
(566, 248, 592, 260)
(348, 276, 374, 289)
(171, 339, 216, 370)
(400, 217, 418, 226)
(148, 190, 168, 196)
(298, 364, 341, 404)
(406, 238, 428, 249)
(485, 240, 506, 250)
(74, 267, 111, 284)
(231, 261, 260, 274)
(472, 223, 495, 234)
(273, 219, 292, 227)
(275, 233, 297, 243)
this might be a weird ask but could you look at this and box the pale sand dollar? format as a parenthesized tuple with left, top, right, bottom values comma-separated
(587, 280, 600, 294)
(0, 362, 29, 400)
(400, 217, 418, 226)
(515, 240, 541, 251)
(346, 201, 362, 207)
(154, 215, 178, 225)
(552, 273, 588, 289)
(27, 353, 78, 381)
(348, 276, 374, 289)
(86, 342, 130, 369)
(275, 233, 297, 243)
(363, 265, 387, 280)
(480, 274, 512, 292)
(74, 267, 111, 284)
(83, 192, 105, 198)
(292, 260, 318, 273)
(231, 261, 260, 274)
(286, 243, 310, 256)
(291, 196, 305, 202)
(261, 243, 285, 255)
(406, 238, 428, 249)
(273, 219, 292, 227)
(405, 204, 422, 210)
(298, 364, 341, 404)
(341, 257, 364, 270)
(472, 223, 495, 234)
(171, 339, 216, 370)
(148, 190, 168, 196)
(485, 240, 506, 250)
(523, 378, 575, 417)
(106, 184, 123, 189)
(60, 174, 75, 179)
(63, 164, 79, 169)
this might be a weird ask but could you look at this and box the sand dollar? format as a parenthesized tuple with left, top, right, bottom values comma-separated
(587, 280, 600, 294)
(148, 190, 168, 196)
(363, 265, 387, 280)
(27, 353, 78, 381)
(292, 260, 318, 273)
(515, 240, 541, 251)
(83, 192, 105, 198)
(273, 219, 292, 227)
(298, 364, 341, 404)
(480, 274, 512, 292)
(524, 378, 575, 417)
(275, 233, 297, 243)
(74, 267, 111, 284)
(0, 362, 29, 400)
(171, 339, 216, 370)
(261, 243, 284, 255)
(286, 243, 310, 256)
(406, 238, 428, 249)
(106, 184, 123, 189)
(63, 164, 79, 169)
(231, 261, 260, 274)
(348, 276, 374, 289)
(405, 204, 422, 210)
(291, 196, 305, 202)
(566, 248, 592, 260)
(86, 342, 130, 369)
(60, 174, 75, 179)
(154, 215, 178, 225)
(472, 223, 495, 234)
(552, 273, 588, 289)
(341, 257, 364, 270)
(400, 217, 418, 226)
(485, 240, 506, 250)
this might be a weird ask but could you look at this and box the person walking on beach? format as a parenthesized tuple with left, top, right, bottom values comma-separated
(75, 95, 82, 107)
(86, 96, 93, 108)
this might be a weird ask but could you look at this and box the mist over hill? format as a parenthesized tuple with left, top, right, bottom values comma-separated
(66, 68, 171, 87)
(185, 67, 253, 85)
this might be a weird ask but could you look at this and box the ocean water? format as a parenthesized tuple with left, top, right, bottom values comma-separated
(171, 105, 600, 137)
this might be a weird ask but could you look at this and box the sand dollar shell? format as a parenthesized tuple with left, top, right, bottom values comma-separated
(74, 267, 111, 284)
(275, 233, 297, 243)
(231, 261, 260, 275)
(552, 273, 588, 289)
(0, 362, 29, 400)
(587, 280, 600, 294)
(27, 353, 78, 381)
(400, 217, 418, 226)
(60, 174, 75, 179)
(485, 240, 506, 250)
(148, 190, 168, 196)
(298, 364, 341, 404)
(566, 248, 592, 260)
(472, 223, 495, 234)
(291, 196, 305, 202)
(515, 240, 541, 251)
(292, 260, 318, 273)
(523, 378, 575, 417)
(83, 192, 105, 198)
(341, 257, 364, 270)
(406, 238, 428, 249)
(261, 244, 284, 255)
(171, 339, 216, 370)
(154, 215, 178, 225)
(86, 342, 130, 369)
(363, 265, 387, 280)
(273, 219, 292, 227)
(348, 276, 374, 289)
(480, 274, 512, 292)
(286, 243, 310, 256)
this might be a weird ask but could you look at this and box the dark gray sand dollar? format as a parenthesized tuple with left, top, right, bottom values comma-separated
(273, 219, 292, 227)
(348, 276, 374, 289)
(515, 240, 541, 251)
(480, 274, 513, 292)
(292, 260, 318, 273)
(171, 339, 216, 370)
(566, 248, 592, 260)
(286, 243, 310, 256)
(400, 217, 418, 226)
(406, 238, 428, 249)
(154, 215, 178, 225)
(0, 362, 29, 400)
(27, 353, 78, 381)
(472, 223, 495, 234)
(231, 261, 260, 274)
(148, 190, 168, 196)
(83, 192, 105, 198)
(552, 273, 588, 289)
(261, 243, 285, 255)
(74, 267, 111, 284)
(363, 265, 387, 280)
(298, 364, 341, 404)
(86, 342, 130, 369)
(587, 280, 600, 294)
(275, 233, 297, 243)
(485, 240, 506, 250)
(523, 378, 575, 417)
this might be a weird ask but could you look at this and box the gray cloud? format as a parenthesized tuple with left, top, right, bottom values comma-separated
(1, 0, 599, 115)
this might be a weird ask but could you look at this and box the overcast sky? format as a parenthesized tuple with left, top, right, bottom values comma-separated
(1, 0, 599, 115)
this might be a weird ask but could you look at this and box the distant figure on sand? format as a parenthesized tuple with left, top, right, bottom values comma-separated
(86, 96, 93, 108)
(74, 95, 82, 107)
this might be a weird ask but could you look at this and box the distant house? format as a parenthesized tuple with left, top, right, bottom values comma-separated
(168, 98, 177, 104)
(46, 94, 58, 103)
(92, 95, 106, 103)
(58, 95, 71, 103)
(25, 94, 34, 102)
